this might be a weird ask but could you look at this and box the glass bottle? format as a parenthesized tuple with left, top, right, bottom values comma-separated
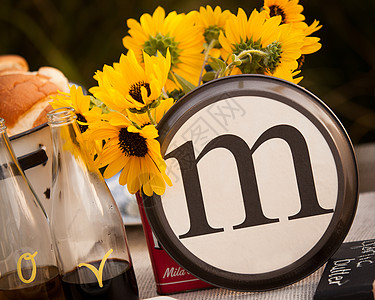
(0, 118, 65, 300)
(47, 107, 139, 300)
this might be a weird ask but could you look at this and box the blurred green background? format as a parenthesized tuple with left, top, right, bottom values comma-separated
(1, 0, 374, 144)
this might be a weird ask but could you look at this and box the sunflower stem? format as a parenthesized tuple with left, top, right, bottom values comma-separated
(147, 107, 157, 126)
(161, 87, 168, 99)
(198, 39, 216, 86)
(131, 121, 142, 130)
(224, 49, 267, 76)
(239, 49, 266, 59)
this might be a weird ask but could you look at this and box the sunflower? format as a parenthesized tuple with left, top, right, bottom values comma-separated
(263, 0, 305, 25)
(219, 8, 303, 83)
(263, 22, 305, 83)
(122, 6, 205, 91)
(89, 49, 171, 113)
(50, 85, 102, 133)
(88, 111, 172, 196)
(195, 5, 233, 58)
(263, 0, 322, 56)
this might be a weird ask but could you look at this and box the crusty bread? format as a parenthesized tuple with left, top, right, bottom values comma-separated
(0, 55, 29, 75)
(0, 73, 58, 136)
(0, 55, 70, 136)
(36, 66, 70, 93)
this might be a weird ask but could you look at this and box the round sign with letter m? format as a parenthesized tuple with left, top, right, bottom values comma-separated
(143, 74, 358, 291)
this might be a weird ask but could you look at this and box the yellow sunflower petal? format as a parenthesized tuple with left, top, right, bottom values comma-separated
(103, 155, 129, 178)
(96, 144, 124, 168)
(119, 160, 131, 186)
(127, 158, 142, 194)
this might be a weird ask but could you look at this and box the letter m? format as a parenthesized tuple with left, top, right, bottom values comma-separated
(165, 125, 334, 239)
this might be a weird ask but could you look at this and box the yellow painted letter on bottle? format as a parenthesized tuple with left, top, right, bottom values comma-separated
(17, 251, 38, 283)
(78, 249, 113, 287)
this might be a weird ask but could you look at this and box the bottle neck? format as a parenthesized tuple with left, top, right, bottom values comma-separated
(47, 107, 77, 126)
(47, 107, 95, 174)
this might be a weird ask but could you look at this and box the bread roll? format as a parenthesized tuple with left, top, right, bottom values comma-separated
(0, 55, 70, 136)
(0, 55, 29, 75)
(0, 73, 57, 136)
(36, 66, 70, 93)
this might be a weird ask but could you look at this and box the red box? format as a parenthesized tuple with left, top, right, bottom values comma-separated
(136, 193, 212, 294)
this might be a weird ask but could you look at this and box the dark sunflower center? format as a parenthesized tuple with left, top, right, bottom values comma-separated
(129, 81, 151, 104)
(269, 5, 287, 23)
(143, 33, 182, 67)
(76, 113, 88, 133)
(118, 128, 148, 157)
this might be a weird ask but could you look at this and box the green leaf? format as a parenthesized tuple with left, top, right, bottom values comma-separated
(202, 71, 216, 82)
(208, 57, 226, 72)
(173, 72, 196, 94)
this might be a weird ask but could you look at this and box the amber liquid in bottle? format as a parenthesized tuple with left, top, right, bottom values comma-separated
(0, 266, 65, 300)
(61, 259, 138, 300)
